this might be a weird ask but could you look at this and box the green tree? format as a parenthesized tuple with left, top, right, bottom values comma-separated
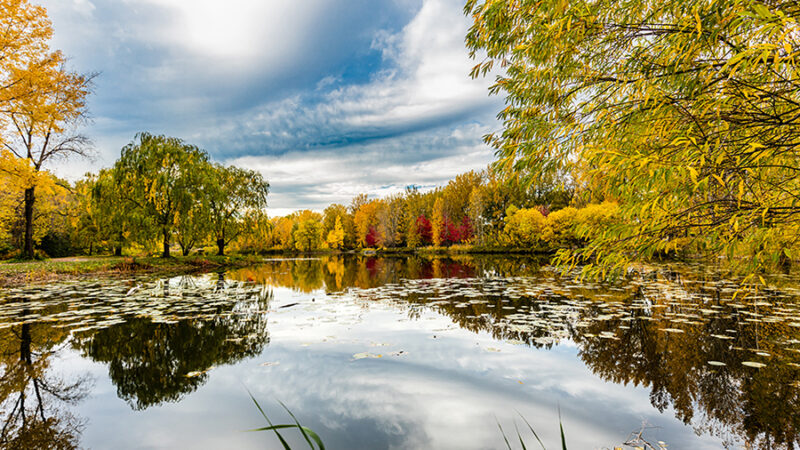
(465, 0, 800, 279)
(205, 164, 269, 256)
(91, 168, 131, 256)
(294, 218, 323, 251)
(113, 133, 209, 258)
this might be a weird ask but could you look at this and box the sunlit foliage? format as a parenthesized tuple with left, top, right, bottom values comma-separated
(465, 0, 800, 279)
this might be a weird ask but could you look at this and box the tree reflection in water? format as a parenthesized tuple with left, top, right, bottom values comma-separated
(230, 255, 800, 448)
(0, 300, 91, 449)
(2, 256, 796, 448)
(72, 276, 273, 410)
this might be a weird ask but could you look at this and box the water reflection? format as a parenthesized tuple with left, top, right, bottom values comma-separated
(230, 256, 800, 448)
(0, 299, 91, 449)
(229, 255, 543, 292)
(72, 277, 273, 410)
(0, 255, 799, 448)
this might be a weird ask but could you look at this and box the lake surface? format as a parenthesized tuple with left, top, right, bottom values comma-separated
(1, 255, 799, 449)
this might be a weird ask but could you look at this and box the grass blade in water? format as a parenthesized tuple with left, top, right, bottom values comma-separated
(278, 399, 325, 450)
(247, 391, 291, 450)
(517, 411, 546, 450)
(496, 418, 513, 450)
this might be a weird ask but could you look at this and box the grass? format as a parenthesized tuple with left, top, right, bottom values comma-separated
(247, 392, 325, 450)
(0, 253, 265, 287)
(245, 397, 577, 450)
(496, 410, 566, 450)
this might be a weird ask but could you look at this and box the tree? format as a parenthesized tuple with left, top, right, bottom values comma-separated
(293, 218, 323, 251)
(467, 188, 486, 245)
(91, 169, 130, 256)
(2, 57, 92, 258)
(377, 194, 404, 247)
(415, 215, 432, 245)
(431, 198, 445, 246)
(205, 164, 269, 256)
(466, 0, 800, 278)
(114, 133, 209, 258)
(503, 206, 546, 247)
(354, 200, 380, 247)
(326, 215, 345, 250)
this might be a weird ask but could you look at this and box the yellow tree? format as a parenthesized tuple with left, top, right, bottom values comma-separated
(353, 200, 380, 247)
(431, 197, 445, 246)
(326, 215, 345, 250)
(0, 0, 93, 258)
(466, 0, 800, 279)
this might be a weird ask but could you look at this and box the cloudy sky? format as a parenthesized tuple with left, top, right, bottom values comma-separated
(42, 0, 501, 216)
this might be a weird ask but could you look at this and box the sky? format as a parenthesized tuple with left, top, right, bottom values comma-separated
(41, 0, 502, 216)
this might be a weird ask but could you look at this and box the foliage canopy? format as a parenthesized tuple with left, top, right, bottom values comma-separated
(465, 0, 800, 279)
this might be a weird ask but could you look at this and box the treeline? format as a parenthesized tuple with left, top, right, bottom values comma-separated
(1, 133, 619, 258)
(253, 171, 617, 253)
(1, 133, 269, 258)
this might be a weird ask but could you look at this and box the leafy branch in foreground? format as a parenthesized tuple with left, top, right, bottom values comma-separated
(246, 391, 325, 450)
(466, 0, 800, 279)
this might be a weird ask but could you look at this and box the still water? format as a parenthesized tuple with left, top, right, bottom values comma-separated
(1, 255, 799, 449)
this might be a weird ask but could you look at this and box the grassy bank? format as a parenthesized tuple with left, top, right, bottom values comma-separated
(0, 254, 265, 287)
(0, 246, 553, 288)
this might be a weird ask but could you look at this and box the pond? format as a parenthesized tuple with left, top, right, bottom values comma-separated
(1, 255, 799, 449)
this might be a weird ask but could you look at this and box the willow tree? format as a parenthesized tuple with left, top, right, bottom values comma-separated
(466, 0, 800, 279)
(0, 0, 93, 259)
(205, 164, 269, 256)
(114, 133, 209, 258)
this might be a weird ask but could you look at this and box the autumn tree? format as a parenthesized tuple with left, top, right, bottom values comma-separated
(326, 215, 345, 249)
(0, 0, 93, 259)
(354, 199, 381, 247)
(466, 0, 800, 278)
(323, 203, 354, 248)
(294, 217, 323, 251)
(431, 198, 445, 246)
(377, 194, 404, 247)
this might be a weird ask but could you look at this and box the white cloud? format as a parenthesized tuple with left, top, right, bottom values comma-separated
(41, 0, 503, 213)
(227, 121, 495, 217)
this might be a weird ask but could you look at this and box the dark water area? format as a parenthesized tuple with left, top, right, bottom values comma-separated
(1, 255, 799, 449)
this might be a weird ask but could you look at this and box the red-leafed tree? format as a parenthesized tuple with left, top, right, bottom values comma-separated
(442, 217, 461, 245)
(365, 226, 380, 247)
(416, 215, 432, 244)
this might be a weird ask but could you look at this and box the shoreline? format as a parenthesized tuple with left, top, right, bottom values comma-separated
(0, 248, 551, 288)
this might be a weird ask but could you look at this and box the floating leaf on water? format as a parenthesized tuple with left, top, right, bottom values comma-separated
(660, 328, 685, 333)
(742, 361, 767, 368)
(352, 352, 382, 360)
(710, 334, 734, 340)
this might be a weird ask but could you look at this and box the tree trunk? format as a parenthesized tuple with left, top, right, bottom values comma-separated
(182, 246, 190, 256)
(115, 231, 124, 256)
(89, 242, 93, 256)
(162, 229, 170, 258)
(23, 187, 35, 259)
(216, 238, 225, 256)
